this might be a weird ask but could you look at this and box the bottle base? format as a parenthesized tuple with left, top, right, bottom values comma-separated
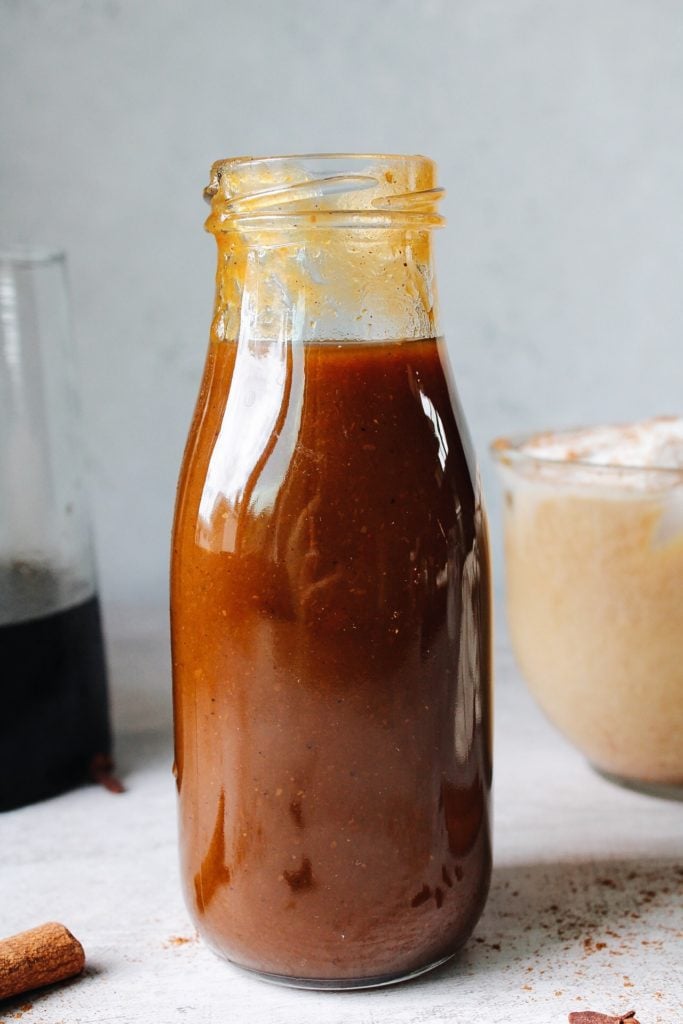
(221, 950, 457, 991)
(594, 766, 683, 802)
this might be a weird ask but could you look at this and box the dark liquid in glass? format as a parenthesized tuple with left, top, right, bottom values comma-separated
(0, 564, 110, 811)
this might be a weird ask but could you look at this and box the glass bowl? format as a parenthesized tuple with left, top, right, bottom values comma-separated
(491, 418, 683, 799)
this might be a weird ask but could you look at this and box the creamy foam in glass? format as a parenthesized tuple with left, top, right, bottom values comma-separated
(492, 416, 683, 797)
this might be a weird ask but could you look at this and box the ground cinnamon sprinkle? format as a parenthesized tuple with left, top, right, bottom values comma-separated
(87, 753, 125, 794)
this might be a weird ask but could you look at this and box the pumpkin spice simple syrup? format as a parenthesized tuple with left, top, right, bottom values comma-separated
(171, 155, 492, 988)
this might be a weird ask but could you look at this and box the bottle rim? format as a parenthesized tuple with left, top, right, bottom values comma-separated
(204, 153, 445, 232)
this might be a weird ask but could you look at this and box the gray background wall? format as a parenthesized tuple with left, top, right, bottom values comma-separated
(1, 0, 681, 728)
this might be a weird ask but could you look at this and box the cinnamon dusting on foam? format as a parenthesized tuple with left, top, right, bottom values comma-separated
(493, 417, 683, 493)
(518, 416, 683, 470)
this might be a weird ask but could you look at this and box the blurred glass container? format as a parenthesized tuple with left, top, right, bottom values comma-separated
(492, 418, 683, 799)
(0, 248, 111, 811)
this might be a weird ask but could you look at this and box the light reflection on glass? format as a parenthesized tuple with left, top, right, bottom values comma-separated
(419, 391, 448, 472)
(198, 336, 289, 550)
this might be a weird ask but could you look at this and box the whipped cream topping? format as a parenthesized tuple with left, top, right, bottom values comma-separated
(519, 416, 683, 470)
(493, 418, 683, 509)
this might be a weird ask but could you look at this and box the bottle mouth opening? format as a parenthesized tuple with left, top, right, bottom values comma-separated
(204, 153, 445, 232)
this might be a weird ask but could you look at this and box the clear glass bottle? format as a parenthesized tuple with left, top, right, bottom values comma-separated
(171, 155, 492, 988)
(0, 248, 110, 811)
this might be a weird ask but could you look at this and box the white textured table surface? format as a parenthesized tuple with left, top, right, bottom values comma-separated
(2, 643, 682, 1024)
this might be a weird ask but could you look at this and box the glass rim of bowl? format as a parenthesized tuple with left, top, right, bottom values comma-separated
(490, 420, 683, 483)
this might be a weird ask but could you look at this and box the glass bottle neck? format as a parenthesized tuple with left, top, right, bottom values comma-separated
(204, 154, 444, 345)
(211, 228, 440, 345)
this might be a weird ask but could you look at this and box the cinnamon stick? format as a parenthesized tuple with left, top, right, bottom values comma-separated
(569, 1013, 639, 1024)
(0, 922, 85, 1001)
